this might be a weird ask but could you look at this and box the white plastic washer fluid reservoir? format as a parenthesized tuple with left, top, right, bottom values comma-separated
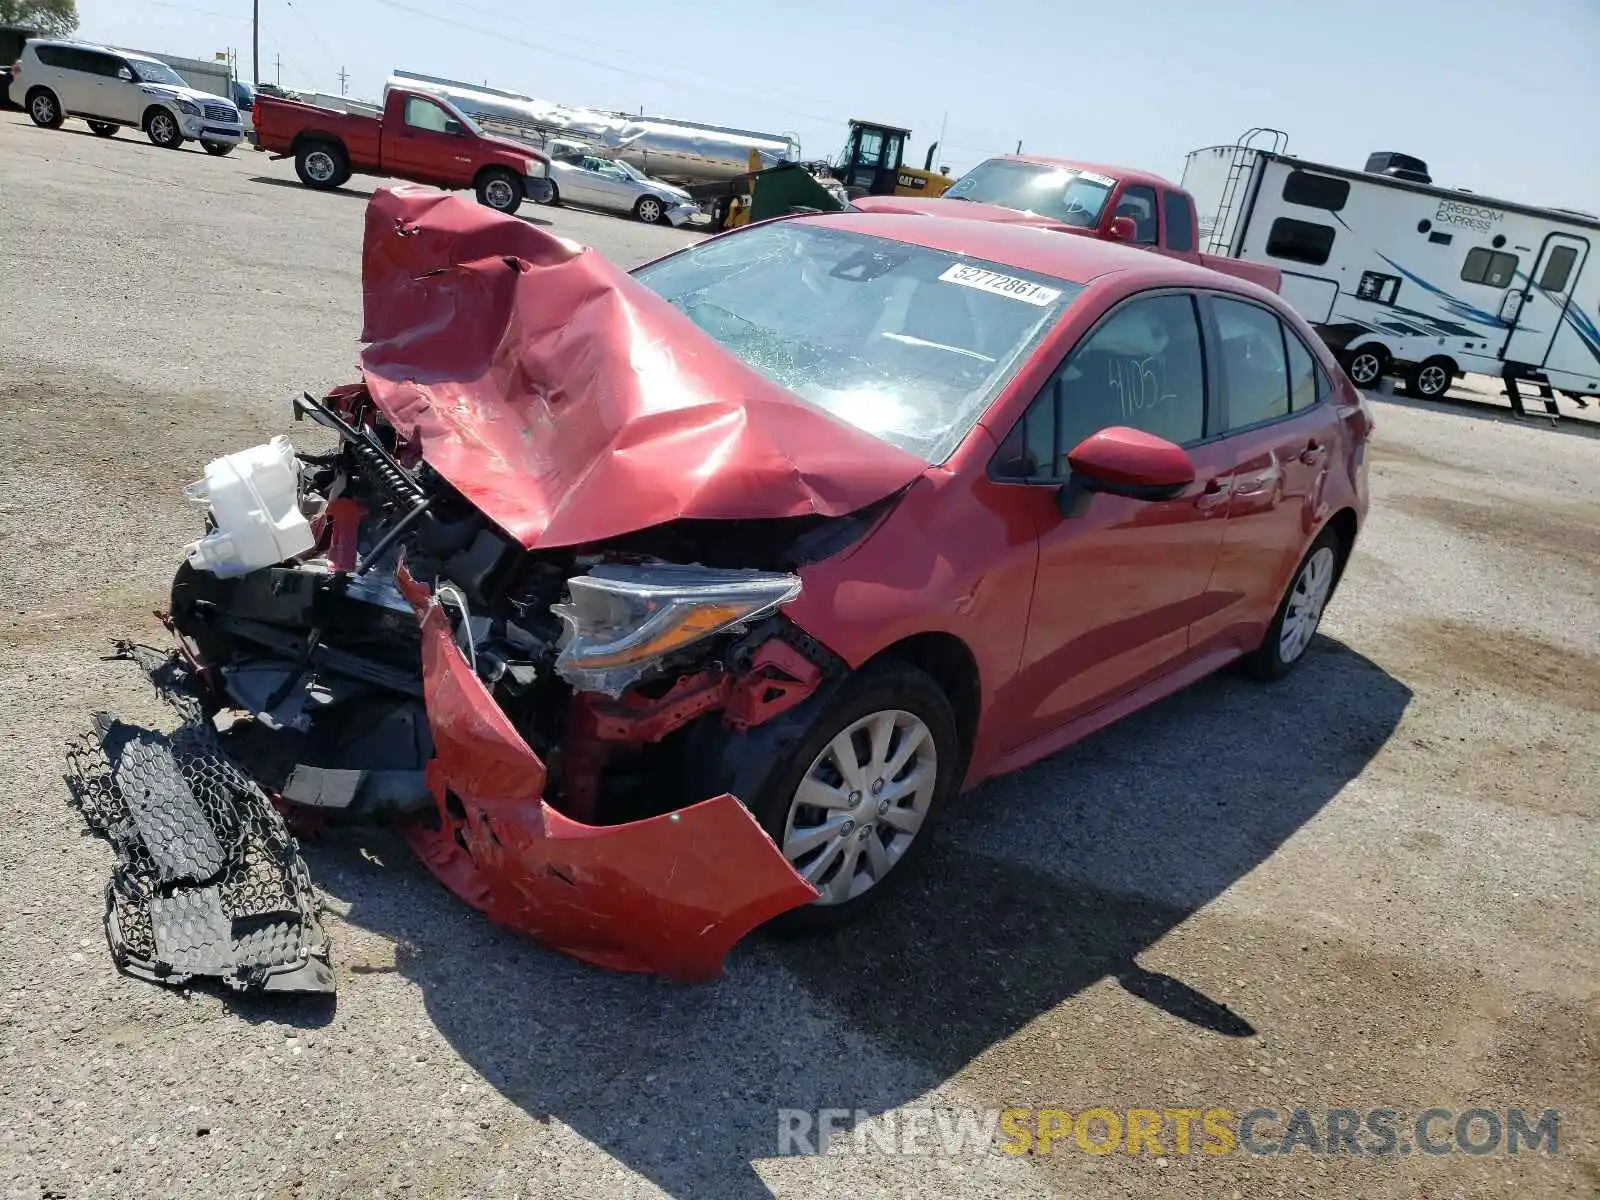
(183, 435, 316, 577)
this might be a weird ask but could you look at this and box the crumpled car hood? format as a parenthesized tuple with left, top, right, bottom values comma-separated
(357, 186, 928, 549)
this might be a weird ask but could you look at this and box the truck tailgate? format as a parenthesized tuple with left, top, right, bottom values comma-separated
(1198, 252, 1283, 294)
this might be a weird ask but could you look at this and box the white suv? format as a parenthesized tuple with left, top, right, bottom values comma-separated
(14, 40, 244, 155)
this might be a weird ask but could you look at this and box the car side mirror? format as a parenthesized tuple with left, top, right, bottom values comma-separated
(117, 68, 134, 81)
(444, 119, 463, 136)
(1107, 215, 1137, 242)
(1056, 427, 1195, 516)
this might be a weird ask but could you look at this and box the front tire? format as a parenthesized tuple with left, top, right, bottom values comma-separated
(146, 109, 184, 149)
(1341, 344, 1387, 390)
(475, 168, 523, 214)
(634, 195, 667, 225)
(538, 181, 561, 206)
(1404, 356, 1454, 400)
(1241, 525, 1347, 681)
(26, 87, 63, 129)
(741, 662, 960, 931)
(201, 140, 234, 157)
(88, 121, 119, 138)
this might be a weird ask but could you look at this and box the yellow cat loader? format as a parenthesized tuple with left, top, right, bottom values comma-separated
(692, 119, 953, 230)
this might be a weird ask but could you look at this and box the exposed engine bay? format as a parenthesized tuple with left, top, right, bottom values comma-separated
(173, 386, 866, 829)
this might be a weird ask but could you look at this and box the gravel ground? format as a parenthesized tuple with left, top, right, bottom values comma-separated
(0, 112, 1595, 1200)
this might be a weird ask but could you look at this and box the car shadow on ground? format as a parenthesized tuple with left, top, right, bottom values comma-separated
(315, 633, 1411, 1198)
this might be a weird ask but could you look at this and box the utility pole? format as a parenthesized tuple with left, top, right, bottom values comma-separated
(338, 66, 349, 96)
(274, 54, 281, 85)
(1015, 139, 1023, 154)
(251, 0, 259, 85)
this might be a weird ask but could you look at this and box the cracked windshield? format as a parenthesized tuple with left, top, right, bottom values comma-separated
(634, 223, 1081, 461)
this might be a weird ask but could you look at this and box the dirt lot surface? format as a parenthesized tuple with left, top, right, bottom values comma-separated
(0, 112, 1596, 1200)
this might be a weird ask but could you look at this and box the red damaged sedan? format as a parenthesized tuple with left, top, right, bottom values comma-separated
(155, 186, 1370, 983)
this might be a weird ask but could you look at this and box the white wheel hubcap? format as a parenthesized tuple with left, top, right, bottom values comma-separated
(1279, 546, 1337, 663)
(32, 96, 53, 122)
(153, 116, 173, 141)
(306, 152, 335, 181)
(1349, 354, 1380, 385)
(783, 709, 937, 906)
(640, 200, 660, 221)
(1419, 365, 1448, 395)
(486, 179, 514, 208)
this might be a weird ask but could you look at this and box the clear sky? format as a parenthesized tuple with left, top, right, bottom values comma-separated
(76, 0, 1599, 210)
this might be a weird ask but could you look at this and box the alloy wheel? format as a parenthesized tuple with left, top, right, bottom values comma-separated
(1347, 351, 1382, 387)
(484, 177, 516, 210)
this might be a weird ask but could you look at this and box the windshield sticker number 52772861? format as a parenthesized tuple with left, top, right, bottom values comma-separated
(939, 264, 1063, 307)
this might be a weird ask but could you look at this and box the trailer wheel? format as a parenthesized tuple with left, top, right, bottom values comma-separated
(1341, 344, 1388, 390)
(1404, 357, 1455, 400)
(475, 168, 523, 214)
(295, 140, 347, 189)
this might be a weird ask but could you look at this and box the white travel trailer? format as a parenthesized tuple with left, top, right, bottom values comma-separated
(1182, 130, 1600, 408)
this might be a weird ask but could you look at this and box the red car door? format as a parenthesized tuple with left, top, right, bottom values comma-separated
(386, 94, 476, 188)
(990, 290, 1231, 752)
(1189, 292, 1341, 653)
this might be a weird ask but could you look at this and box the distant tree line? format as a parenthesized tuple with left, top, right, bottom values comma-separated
(0, 1, 78, 37)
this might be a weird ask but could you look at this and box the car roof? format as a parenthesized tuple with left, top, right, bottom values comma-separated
(985, 154, 1177, 193)
(788, 210, 1249, 291)
(30, 38, 158, 64)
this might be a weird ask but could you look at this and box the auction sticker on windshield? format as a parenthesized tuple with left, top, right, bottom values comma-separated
(939, 264, 1062, 306)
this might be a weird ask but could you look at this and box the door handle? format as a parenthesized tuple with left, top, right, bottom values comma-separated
(1299, 440, 1326, 465)
(1194, 478, 1230, 511)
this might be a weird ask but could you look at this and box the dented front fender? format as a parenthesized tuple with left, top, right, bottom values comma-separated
(403, 593, 819, 981)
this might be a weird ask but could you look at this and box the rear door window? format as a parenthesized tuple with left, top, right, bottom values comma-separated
(1213, 297, 1291, 428)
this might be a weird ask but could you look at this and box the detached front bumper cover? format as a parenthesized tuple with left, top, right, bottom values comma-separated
(398, 566, 819, 981)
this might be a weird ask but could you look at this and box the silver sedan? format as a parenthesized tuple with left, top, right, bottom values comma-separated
(541, 152, 702, 226)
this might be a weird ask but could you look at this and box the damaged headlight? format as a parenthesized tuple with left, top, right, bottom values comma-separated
(552, 563, 802, 696)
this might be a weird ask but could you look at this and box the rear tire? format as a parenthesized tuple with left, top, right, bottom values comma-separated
(146, 108, 184, 149)
(294, 140, 346, 189)
(1404, 356, 1454, 400)
(88, 121, 119, 138)
(201, 140, 234, 156)
(1241, 525, 1348, 681)
(1341, 344, 1387, 390)
(26, 87, 63, 129)
(475, 168, 523, 214)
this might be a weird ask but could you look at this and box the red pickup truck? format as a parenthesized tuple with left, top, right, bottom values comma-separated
(853, 156, 1283, 293)
(254, 86, 553, 215)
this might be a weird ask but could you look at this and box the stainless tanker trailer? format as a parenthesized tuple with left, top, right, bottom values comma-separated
(384, 70, 801, 186)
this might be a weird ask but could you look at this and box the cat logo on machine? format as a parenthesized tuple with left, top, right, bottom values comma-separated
(896, 172, 929, 190)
